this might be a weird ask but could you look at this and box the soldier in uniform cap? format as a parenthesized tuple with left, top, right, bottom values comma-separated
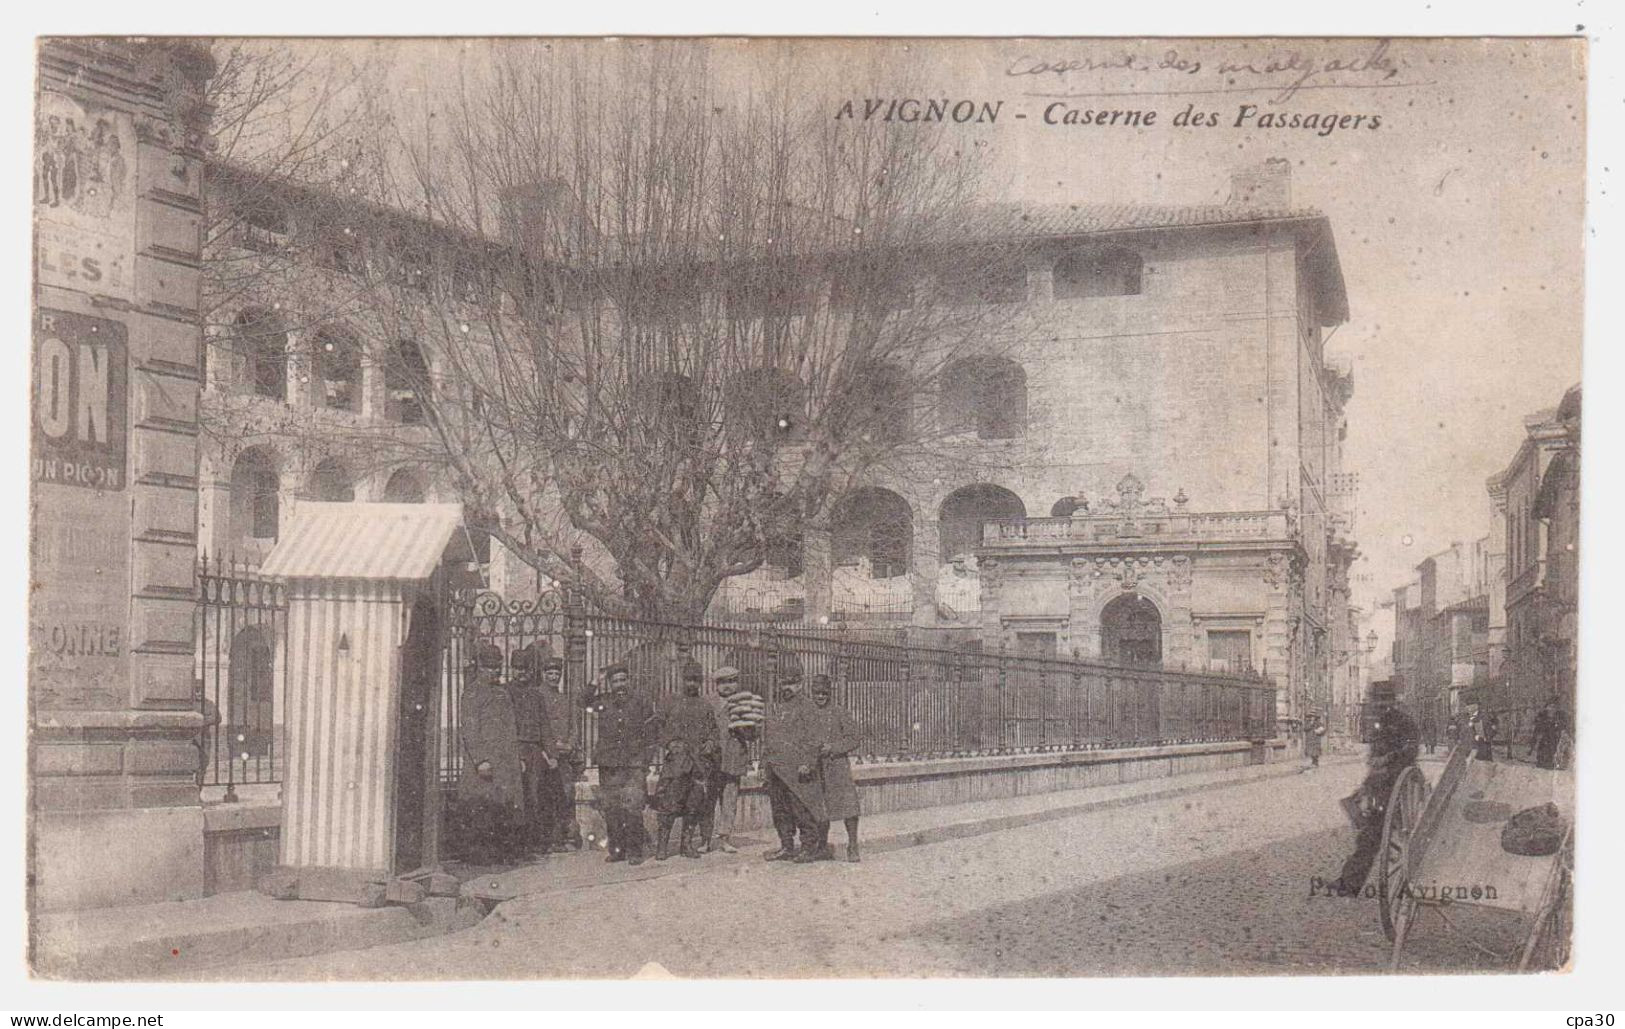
(809, 673, 864, 862)
(508, 642, 553, 859)
(587, 660, 656, 864)
(761, 670, 827, 862)
(1330, 684, 1418, 893)
(651, 660, 719, 860)
(537, 654, 583, 850)
(455, 642, 524, 865)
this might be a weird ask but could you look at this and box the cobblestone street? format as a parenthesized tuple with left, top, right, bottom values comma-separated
(199, 755, 1528, 980)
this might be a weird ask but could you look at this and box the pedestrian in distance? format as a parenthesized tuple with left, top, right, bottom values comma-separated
(703, 665, 757, 854)
(652, 661, 719, 860)
(1303, 714, 1325, 771)
(761, 670, 826, 863)
(1530, 695, 1569, 770)
(587, 661, 657, 865)
(1471, 706, 1498, 763)
(455, 642, 525, 866)
(809, 674, 864, 862)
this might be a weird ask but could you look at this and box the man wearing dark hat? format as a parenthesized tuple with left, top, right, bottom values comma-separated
(1329, 685, 1419, 893)
(761, 670, 826, 862)
(652, 660, 719, 860)
(508, 642, 553, 859)
(587, 661, 656, 865)
(537, 653, 583, 851)
(455, 642, 524, 865)
(703, 665, 755, 854)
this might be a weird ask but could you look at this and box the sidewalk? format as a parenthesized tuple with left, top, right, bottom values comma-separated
(491, 754, 1335, 899)
(34, 753, 1338, 980)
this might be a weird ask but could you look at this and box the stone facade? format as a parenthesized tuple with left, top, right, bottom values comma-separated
(31, 39, 217, 911)
(1488, 385, 1579, 739)
(942, 172, 1354, 723)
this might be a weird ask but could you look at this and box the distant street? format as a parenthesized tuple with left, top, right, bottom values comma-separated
(203, 754, 1525, 980)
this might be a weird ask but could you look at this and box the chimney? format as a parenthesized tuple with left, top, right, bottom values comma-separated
(1227, 158, 1293, 208)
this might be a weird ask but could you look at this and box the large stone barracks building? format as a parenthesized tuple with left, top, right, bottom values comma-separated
(197, 157, 1356, 725)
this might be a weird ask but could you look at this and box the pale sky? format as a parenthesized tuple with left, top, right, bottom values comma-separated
(366, 37, 1586, 617)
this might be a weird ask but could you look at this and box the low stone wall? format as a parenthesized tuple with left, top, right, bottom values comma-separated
(203, 738, 1286, 891)
(668, 738, 1283, 839)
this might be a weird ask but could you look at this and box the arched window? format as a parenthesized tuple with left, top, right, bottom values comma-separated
(938, 484, 1026, 563)
(844, 360, 910, 443)
(1101, 594, 1163, 667)
(727, 368, 806, 440)
(1051, 496, 1086, 518)
(382, 467, 427, 503)
(941, 356, 1027, 440)
(229, 447, 281, 541)
(1054, 247, 1143, 299)
(631, 372, 704, 449)
(235, 309, 287, 402)
(831, 487, 913, 579)
(312, 328, 362, 413)
(308, 457, 355, 502)
(385, 340, 430, 425)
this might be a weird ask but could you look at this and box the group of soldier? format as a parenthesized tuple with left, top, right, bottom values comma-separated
(453, 642, 864, 868)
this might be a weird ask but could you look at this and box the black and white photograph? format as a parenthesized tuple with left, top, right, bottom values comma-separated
(24, 33, 1588, 986)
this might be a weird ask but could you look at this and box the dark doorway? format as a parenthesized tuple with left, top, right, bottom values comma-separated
(394, 595, 439, 873)
(1101, 594, 1163, 666)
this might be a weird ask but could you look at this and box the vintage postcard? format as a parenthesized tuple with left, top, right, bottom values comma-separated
(27, 35, 1582, 981)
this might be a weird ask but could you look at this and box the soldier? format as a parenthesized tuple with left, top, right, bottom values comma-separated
(1330, 687, 1419, 893)
(702, 666, 754, 854)
(809, 673, 864, 863)
(508, 643, 552, 859)
(587, 661, 656, 865)
(761, 671, 826, 863)
(455, 642, 524, 865)
(652, 661, 719, 860)
(538, 654, 584, 851)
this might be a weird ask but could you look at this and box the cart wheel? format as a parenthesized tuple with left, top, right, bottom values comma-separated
(1378, 765, 1429, 942)
(1519, 830, 1574, 971)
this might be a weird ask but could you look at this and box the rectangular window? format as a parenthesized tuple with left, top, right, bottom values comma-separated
(1207, 630, 1253, 673)
(1015, 631, 1058, 659)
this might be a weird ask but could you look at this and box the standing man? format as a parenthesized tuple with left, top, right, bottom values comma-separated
(538, 654, 584, 851)
(456, 642, 525, 865)
(588, 661, 656, 865)
(1420, 709, 1439, 756)
(1471, 706, 1498, 762)
(761, 671, 826, 863)
(1530, 695, 1569, 770)
(1303, 713, 1325, 771)
(809, 674, 864, 863)
(508, 642, 552, 860)
(703, 666, 755, 854)
(652, 661, 719, 860)
(1330, 687, 1419, 894)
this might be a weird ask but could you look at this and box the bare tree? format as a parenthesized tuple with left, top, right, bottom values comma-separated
(221, 42, 1027, 621)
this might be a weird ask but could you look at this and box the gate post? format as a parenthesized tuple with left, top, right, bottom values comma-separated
(997, 639, 1010, 752)
(564, 547, 589, 709)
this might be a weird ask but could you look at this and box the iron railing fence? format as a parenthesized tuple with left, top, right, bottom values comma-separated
(442, 591, 1276, 779)
(196, 553, 289, 796)
(196, 568, 1276, 794)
